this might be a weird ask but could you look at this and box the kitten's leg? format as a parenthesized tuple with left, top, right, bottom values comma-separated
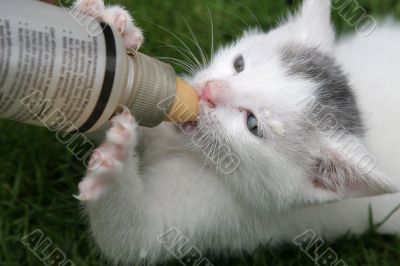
(75, 110, 238, 264)
(73, 0, 144, 49)
(75, 107, 138, 201)
(75, 107, 157, 263)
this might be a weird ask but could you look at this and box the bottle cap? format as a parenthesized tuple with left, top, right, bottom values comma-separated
(128, 51, 177, 127)
(127, 51, 199, 127)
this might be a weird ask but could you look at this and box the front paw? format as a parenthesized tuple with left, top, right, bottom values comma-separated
(74, 107, 137, 202)
(73, 0, 144, 49)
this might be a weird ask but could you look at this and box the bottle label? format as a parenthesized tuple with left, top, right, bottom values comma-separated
(0, 0, 109, 132)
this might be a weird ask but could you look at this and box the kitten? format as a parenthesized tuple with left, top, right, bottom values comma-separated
(73, 0, 400, 264)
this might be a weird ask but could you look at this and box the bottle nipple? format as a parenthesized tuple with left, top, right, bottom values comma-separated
(165, 77, 199, 123)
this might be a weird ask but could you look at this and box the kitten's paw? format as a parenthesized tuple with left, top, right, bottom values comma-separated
(74, 107, 137, 202)
(106, 106, 137, 146)
(73, 0, 144, 49)
(103, 6, 144, 49)
(72, 0, 105, 18)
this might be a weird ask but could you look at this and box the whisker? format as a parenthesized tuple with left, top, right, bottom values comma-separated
(159, 31, 203, 68)
(180, 16, 209, 68)
(154, 40, 200, 69)
(155, 42, 200, 72)
(205, 4, 215, 61)
(155, 24, 203, 70)
(220, 9, 250, 29)
(158, 56, 198, 75)
(213, 14, 246, 36)
(139, 19, 203, 71)
(230, 0, 262, 29)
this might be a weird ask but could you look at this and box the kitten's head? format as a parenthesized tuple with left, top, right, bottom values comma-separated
(188, 0, 398, 210)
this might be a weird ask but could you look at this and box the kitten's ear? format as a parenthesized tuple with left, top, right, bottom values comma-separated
(310, 139, 398, 199)
(290, 0, 334, 50)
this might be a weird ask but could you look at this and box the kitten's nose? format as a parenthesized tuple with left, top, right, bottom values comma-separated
(200, 80, 229, 107)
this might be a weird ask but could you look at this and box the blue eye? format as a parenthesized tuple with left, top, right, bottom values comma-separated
(247, 113, 261, 137)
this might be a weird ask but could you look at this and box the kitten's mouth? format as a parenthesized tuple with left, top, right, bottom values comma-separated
(179, 99, 209, 134)
(181, 121, 198, 134)
(179, 100, 211, 134)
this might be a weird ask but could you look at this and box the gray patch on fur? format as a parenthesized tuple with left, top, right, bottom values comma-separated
(280, 44, 364, 136)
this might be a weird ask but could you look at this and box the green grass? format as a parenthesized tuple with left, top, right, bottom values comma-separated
(1, 0, 400, 265)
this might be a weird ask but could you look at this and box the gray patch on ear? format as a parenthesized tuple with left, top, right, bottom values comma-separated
(280, 44, 364, 136)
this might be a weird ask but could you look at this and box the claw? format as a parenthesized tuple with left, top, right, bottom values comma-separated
(119, 24, 125, 35)
(73, 194, 87, 202)
(121, 105, 131, 116)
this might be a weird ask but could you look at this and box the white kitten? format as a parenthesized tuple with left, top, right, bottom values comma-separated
(74, 0, 400, 264)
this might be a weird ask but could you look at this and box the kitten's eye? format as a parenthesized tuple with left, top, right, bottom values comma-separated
(247, 113, 262, 137)
(234, 55, 245, 73)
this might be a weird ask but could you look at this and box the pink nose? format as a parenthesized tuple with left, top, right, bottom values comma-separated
(200, 80, 229, 107)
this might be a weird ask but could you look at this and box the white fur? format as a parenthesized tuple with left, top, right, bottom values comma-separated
(75, 0, 400, 264)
